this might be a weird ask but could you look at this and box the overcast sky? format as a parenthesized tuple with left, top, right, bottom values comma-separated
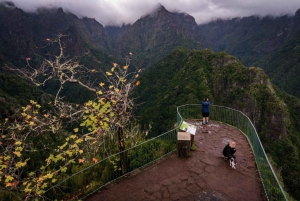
(2, 0, 300, 26)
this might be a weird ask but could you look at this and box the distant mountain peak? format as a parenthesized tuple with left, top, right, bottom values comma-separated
(143, 3, 169, 18)
(156, 3, 167, 12)
(0, 1, 15, 8)
(57, 7, 64, 13)
(296, 8, 300, 17)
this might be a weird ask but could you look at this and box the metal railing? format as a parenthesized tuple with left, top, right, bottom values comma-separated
(177, 104, 288, 201)
(40, 104, 288, 200)
(41, 129, 177, 200)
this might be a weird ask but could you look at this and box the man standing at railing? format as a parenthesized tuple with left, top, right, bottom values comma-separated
(201, 98, 210, 125)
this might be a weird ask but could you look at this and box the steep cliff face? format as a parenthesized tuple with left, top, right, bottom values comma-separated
(196, 10, 300, 97)
(0, 3, 112, 69)
(134, 49, 290, 141)
(197, 15, 294, 65)
(115, 4, 201, 68)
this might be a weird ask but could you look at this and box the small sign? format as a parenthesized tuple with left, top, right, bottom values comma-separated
(179, 121, 197, 135)
(177, 132, 191, 141)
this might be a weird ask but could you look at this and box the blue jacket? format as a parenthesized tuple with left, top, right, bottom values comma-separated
(201, 101, 210, 113)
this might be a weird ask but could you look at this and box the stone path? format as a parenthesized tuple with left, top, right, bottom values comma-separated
(86, 121, 266, 201)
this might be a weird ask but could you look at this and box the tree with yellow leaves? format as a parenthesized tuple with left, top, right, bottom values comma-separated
(1, 34, 142, 200)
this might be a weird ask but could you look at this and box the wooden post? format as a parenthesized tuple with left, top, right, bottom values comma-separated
(191, 134, 194, 147)
(177, 132, 191, 157)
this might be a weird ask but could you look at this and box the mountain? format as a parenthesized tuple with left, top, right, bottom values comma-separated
(1, 2, 300, 98)
(113, 4, 201, 68)
(0, 2, 113, 68)
(134, 48, 300, 199)
(197, 10, 300, 97)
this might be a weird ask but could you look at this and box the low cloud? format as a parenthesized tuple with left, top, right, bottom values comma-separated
(1, 0, 300, 26)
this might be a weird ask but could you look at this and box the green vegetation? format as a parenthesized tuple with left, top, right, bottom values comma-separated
(134, 49, 300, 200)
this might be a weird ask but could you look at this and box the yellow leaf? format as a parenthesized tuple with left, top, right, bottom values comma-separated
(4, 156, 10, 160)
(60, 166, 67, 173)
(29, 121, 35, 126)
(79, 150, 83, 154)
(78, 158, 85, 163)
(5, 175, 14, 182)
(99, 82, 105, 87)
(13, 151, 21, 157)
(135, 74, 139, 78)
(91, 69, 96, 73)
(51, 178, 57, 183)
(15, 141, 22, 146)
(15, 146, 23, 151)
(44, 173, 53, 179)
(111, 67, 115, 72)
(123, 66, 128, 70)
(16, 161, 27, 168)
(109, 85, 113, 89)
(70, 135, 77, 139)
(75, 138, 83, 144)
(36, 189, 45, 195)
(106, 72, 112, 76)
(24, 186, 32, 193)
(73, 128, 79, 133)
(41, 183, 48, 189)
(97, 90, 103, 95)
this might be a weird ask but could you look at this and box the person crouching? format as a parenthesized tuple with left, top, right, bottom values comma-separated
(223, 141, 236, 161)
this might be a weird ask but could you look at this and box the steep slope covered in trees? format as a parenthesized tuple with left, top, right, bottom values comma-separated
(197, 9, 300, 97)
(134, 49, 300, 199)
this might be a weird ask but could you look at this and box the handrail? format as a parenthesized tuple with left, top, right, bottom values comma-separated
(177, 104, 288, 201)
(40, 104, 287, 201)
(41, 129, 177, 200)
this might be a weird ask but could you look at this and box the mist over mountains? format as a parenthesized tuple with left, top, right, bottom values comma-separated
(1, 2, 300, 97)
(1, 1, 300, 199)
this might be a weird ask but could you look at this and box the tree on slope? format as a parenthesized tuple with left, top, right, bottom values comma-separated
(0, 34, 141, 200)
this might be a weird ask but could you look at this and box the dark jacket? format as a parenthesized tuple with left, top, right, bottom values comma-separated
(201, 101, 210, 113)
(222, 144, 236, 159)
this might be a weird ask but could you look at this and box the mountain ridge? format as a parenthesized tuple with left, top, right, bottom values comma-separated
(1, 1, 299, 97)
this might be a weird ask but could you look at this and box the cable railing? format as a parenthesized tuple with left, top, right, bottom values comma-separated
(39, 104, 287, 200)
(177, 104, 288, 201)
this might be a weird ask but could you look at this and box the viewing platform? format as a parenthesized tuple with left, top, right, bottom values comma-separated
(86, 121, 266, 201)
